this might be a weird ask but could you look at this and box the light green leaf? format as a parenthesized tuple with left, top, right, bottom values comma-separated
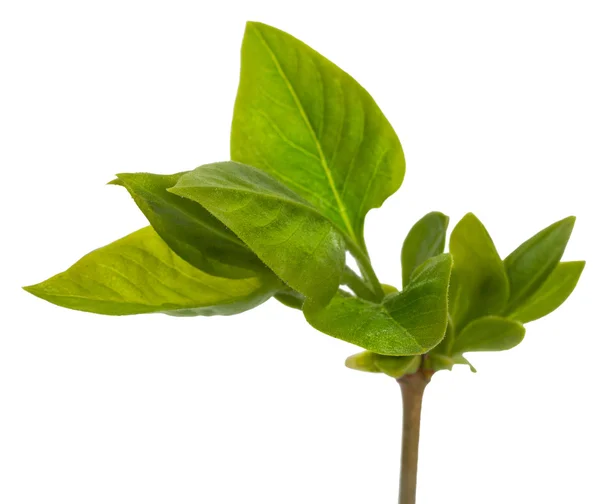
(169, 162, 345, 305)
(508, 261, 585, 323)
(503, 216, 576, 313)
(452, 316, 525, 354)
(345, 351, 380, 373)
(231, 21, 405, 253)
(426, 353, 476, 373)
(23, 227, 279, 316)
(304, 254, 452, 355)
(375, 355, 421, 378)
(449, 213, 509, 332)
(345, 351, 421, 378)
(401, 211, 449, 288)
(451, 354, 477, 373)
(111, 172, 268, 279)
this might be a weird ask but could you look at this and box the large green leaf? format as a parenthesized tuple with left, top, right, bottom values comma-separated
(304, 254, 452, 355)
(452, 316, 525, 354)
(169, 162, 345, 305)
(111, 172, 268, 279)
(231, 22, 405, 253)
(503, 216, 575, 314)
(508, 261, 585, 323)
(23, 227, 279, 316)
(449, 213, 509, 332)
(401, 211, 449, 288)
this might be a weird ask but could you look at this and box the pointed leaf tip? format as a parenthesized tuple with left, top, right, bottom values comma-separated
(504, 215, 577, 314)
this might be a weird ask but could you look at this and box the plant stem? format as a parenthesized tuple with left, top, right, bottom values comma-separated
(346, 241, 385, 301)
(397, 370, 430, 504)
(342, 266, 378, 302)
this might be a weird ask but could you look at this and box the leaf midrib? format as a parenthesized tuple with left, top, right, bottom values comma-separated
(170, 182, 329, 223)
(119, 175, 246, 247)
(251, 24, 358, 244)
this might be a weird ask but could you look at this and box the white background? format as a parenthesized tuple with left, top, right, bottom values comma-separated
(1, 1, 598, 503)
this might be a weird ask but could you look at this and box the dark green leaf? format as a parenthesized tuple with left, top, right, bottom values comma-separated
(23, 227, 280, 316)
(401, 211, 449, 288)
(452, 316, 525, 354)
(304, 254, 452, 355)
(503, 216, 576, 313)
(449, 213, 509, 332)
(274, 289, 305, 310)
(508, 261, 585, 323)
(111, 172, 268, 279)
(231, 21, 405, 252)
(169, 162, 345, 305)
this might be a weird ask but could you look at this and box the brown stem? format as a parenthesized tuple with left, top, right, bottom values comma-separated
(397, 370, 430, 504)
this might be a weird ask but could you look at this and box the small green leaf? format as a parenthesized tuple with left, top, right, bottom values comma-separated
(231, 22, 405, 252)
(451, 354, 477, 373)
(382, 284, 399, 295)
(508, 261, 585, 323)
(452, 316, 525, 354)
(169, 162, 345, 305)
(375, 354, 421, 378)
(449, 213, 509, 332)
(425, 353, 476, 373)
(345, 351, 421, 378)
(425, 354, 455, 372)
(111, 172, 268, 279)
(401, 211, 449, 288)
(23, 227, 279, 316)
(503, 216, 576, 313)
(345, 351, 380, 373)
(274, 289, 305, 310)
(304, 254, 452, 355)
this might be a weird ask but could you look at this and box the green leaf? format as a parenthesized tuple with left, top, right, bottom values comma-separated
(345, 351, 421, 378)
(401, 211, 449, 288)
(452, 316, 525, 354)
(508, 261, 585, 323)
(345, 351, 380, 373)
(274, 289, 305, 310)
(231, 21, 405, 252)
(503, 216, 576, 314)
(427, 354, 477, 373)
(304, 254, 453, 355)
(169, 162, 345, 305)
(375, 354, 421, 378)
(23, 227, 279, 316)
(449, 213, 509, 332)
(451, 354, 477, 373)
(111, 172, 268, 279)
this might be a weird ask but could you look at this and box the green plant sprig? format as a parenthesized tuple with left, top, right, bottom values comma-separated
(23, 21, 585, 504)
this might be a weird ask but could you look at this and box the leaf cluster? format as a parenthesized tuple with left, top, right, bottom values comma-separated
(24, 22, 584, 378)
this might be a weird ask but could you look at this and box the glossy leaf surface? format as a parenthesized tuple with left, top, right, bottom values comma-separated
(231, 22, 405, 251)
(112, 172, 267, 278)
(509, 261, 585, 323)
(452, 316, 525, 354)
(304, 254, 452, 355)
(504, 216, 575, 313)
(449, 213, 509, 332)
(24, 227, 279, 316)
(169, 162, 345, 305)
(401, 211, 449, 288)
